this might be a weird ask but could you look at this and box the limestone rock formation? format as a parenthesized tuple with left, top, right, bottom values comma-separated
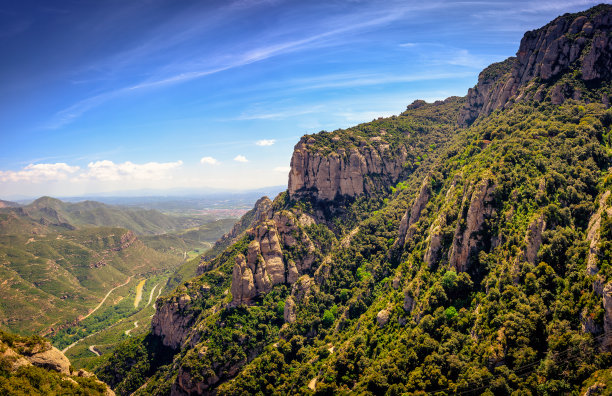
(288, 135, 408, 201)
(587, 191, 612, 276)
(284, 296, 297, 323)
(423, 176, 461, 268)
(199, 196, 273, 269)
(230, 211, 319, 305)
(376, 309, 390, 328)
(27, 346, 71, 375)
(459, 5, 612, 125)
(603, 283, 612, 349)
(397, 177, 432, 247)
(151, 292, 199, 349)
(449, 179, 497, 272)
(524, 214, 546, 264)
(403, 291, 415, 313)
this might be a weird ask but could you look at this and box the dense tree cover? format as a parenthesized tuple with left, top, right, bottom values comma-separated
(93, 16, 612, 394)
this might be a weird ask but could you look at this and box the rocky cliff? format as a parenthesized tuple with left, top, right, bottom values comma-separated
(288, 135, 408, 202)
(449, 178, 497, 272)
(459, 4, 612, 125)
(231, 211, 317, 305)
(396, 176, 432, 247)
(200, 197, 272, 268)
(0, 333, 114, 395)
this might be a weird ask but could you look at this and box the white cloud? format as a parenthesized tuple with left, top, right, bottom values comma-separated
(200, 156, 219, 165)
(273, 166, 290, 172)
(256, 139, 276, 146)
(399, 42, 417, 47)
(234, 155, 248, 163)
(0, 163, 80, 182)
(80, 160, 183, 181)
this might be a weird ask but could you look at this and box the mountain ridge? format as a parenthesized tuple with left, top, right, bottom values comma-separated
(79, 4, 612, 395)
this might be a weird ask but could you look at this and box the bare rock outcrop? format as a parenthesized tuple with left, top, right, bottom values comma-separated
(230, 211, 319, 305)
(424, 175, 461, 268)
(199, 196, 272, 269)
(587, 191, 612, 276)
(603, 283, 612, 349)
(27, 346, 71, 375)
(284, 296, 297, 323)
(151, 293, 199, 349)
(288, 136, 408, 201)
(397, 177, 432, 247)
(524, 214, 546, 264)
(376, 309, 390, 328)
(459, 5, 612, 125)
(449, 178, 497, 272)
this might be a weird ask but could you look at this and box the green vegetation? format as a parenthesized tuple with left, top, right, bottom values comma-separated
(0, 330, 109, 395)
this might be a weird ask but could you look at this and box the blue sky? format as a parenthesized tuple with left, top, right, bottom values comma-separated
(0, 0, 607, 199)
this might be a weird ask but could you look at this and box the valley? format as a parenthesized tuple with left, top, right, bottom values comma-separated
(0, 194, 244, 372)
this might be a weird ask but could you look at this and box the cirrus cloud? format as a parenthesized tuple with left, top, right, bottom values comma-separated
(0, 163, 80, 182)
(234, 155, 248, 163)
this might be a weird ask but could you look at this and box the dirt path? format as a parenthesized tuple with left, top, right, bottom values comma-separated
(82, 275, 133, 321)
(125, 320, 139, 336)
(61, 276, 132, 353)
(153, 285, 163, 309)
(146, 283, 159, 307)
(133, 279, 146, 308)
(88, 345, 101, 356)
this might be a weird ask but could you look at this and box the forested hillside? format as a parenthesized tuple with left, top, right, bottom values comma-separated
(68, 4, 612, 395)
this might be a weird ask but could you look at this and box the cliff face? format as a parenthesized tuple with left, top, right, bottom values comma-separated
(449, 178, 497, 272)
(459, 5, 612, 125)
(396, 177, 432, 247)
(231, 211, 317, 305)
(288, 136, 408, 202)
(151, 284, 211, 349)
(0, 335, 114, 395)
(200, 196, 272, 268)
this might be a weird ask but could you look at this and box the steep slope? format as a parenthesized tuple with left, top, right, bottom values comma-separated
(0, 227, 183, 335)
(97, 5, 612, 395)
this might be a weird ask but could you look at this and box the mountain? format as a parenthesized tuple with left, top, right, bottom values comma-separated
(1, 196, 207, 235)
(95, 5, 612, 395)
(0, 226, 183, 335)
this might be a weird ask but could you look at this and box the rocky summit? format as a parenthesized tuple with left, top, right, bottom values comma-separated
(88, 4, 612, 396)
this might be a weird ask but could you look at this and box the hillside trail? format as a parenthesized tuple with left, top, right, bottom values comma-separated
(146, 283, 160, 307)
(61, 275, 132, 353)
(82, 275, 133, 321)
(125, 320, 139, 336)
(88, 345, 101, 356)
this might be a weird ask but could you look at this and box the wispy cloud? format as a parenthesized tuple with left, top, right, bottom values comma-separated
(234, 155, 248, 163)
(273, 166, 290, 172)
(47, 1, 448, 128)
(256, 139, 276, 146)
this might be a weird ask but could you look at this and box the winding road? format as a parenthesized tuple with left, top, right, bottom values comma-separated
(82, 276, 133, 321)
(62, 276, 132, 353)
(124, 320, 139, 336)
(88, 345, 101, 356)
